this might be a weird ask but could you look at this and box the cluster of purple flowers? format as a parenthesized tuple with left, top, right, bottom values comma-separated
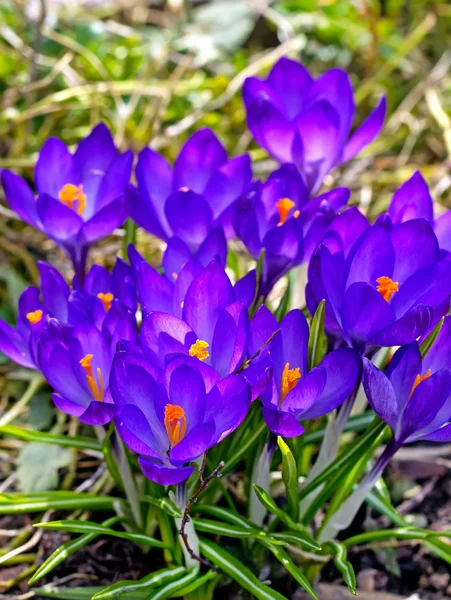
(2, 56, 451, 488)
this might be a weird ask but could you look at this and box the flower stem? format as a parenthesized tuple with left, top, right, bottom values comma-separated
(0, 374, 45, 427)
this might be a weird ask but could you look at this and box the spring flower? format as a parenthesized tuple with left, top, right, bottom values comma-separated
(39, 305, 138, 425)
(307, 216, 451, 353)
(111, 353, 251, 485)
(140, 262, 249, 377)
(234, 164, 350, 295)
(131, 128, 252, 244)
(129, 249, 256, 320)
(246, 307, 361, 437)
(243, 57, 386, 193)
(1, 123, 132, 280)
(385, 171, 451, 252)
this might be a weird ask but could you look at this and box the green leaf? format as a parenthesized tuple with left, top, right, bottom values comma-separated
(271, 531, 322, 552)
(28, 393, 53, 430)
(148, 568, 199, 600)
(199, 538, 288, 600)
(302, 412, 375, 446)
(91, 567, 187, 600)
(171, 570, 218, 597)
(102, 423, 125, 489)
(195, 505, 254, 529)
(274, 284, 291, 322)
(0, 492, 119, 514)
(29, 516, 122, 584)
(144, 495, 183, 518)
(17, 443, 73, 492)
(308, 300, 327, 370)
(35, 520, 170, 549)
(323, 541, 356, 595)
(192, 518, 285, 544)
(277, 437, 299, 522)
(34, 588, 146, 600)
(0, 425, 101, 451)
(419, 317, 444, 358)
(222, 420, 267, 475)
(258, 539, 320, 600)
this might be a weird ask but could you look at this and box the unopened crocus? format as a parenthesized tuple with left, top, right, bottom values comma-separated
(129, 249, 256, 320)
(243, 57, 386, 193)
(140, 262, 249, 377)
(246, 306, 361, 437)
(111, 353, 251, 485)
(132, 128, 252, 245)
(1, 123, 132, 280)
(307, 216, 451, 353)
(234, 164, 350, 296)
(0, 261, 72, 369)
(39, 304, 138, 425)
(385, 170, 451, 252)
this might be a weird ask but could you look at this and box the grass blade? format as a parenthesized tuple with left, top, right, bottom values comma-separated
(91, 567, 187, 600)
(0, 425, 101, 451)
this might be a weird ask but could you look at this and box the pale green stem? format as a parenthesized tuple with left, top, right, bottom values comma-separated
(0, 374, 45, 427)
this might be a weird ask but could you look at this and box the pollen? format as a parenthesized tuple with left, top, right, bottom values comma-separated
(26, 309, 43, 324)
(80, 353, 104, 402)
(276, 197, 296, 225)
(164, 404, 187, 447)
(189, 339, 210, 361)
(179, 187, 189, 192)
(97, 292, 114, 312)
(408, 369, 432, 400)
(281, 362, 301, 405)
(58, 184, 86, 216)
(376, 276, 399, 302)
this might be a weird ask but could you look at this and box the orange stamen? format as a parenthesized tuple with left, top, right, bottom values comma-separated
(79, 353, 104, 401)
(26, 309, 43, 325)
(189, 339, 209, 361)
(97, 292, 114, 312)
(58, 184, 86, 216)
(408, 369, 432, 400)
(164, 404, 187, 447)
(276, 197, 296, 225)
(376, 276, 399, 302)
(280, 362, 301, 407)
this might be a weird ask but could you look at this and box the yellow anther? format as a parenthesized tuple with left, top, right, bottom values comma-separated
(189, 339, 210, 361)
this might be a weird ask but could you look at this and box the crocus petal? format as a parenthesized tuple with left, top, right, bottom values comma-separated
(385, 343, 422, 415)
(40, 343, 91, 405)
(206, 375, 251, 442)
(80, 401, 116, 426)
(173, 128, 227, 193)
(81, 193, 130, 243)
(173, 260, 204, 319)
(141, 312, 195, 369)
(196, 227, 227, 269)
(69, 323, 112, 392)
(388, 171, 434, 225)
(262, 217, 304, 294)
(391, 219, 440, 283)
(270, 309, 309, 393)
(36, 193, 83, 240)
(165, 190, 214, 252)
(115, 404, 161, 457)
(1, 170, 39, 227)
(211, 302, 249, 377)
(301, 348, 361, 420)
(182, 261, 234, 345)
(434, 211, 451, 253)
(52, 393, 86, 417)
(169, 421, 216, 465)
(134, 147, 173, 239)
(37, 261, 70, 322)
(159, 355, 220, 395)
(203, 154, 252, 219)
(262, 407, 304, 438)
(344, 225, 394, 289)
(35, 137, 78, 197)
(0, 320, 34, 368)
(266, 57, 314, 120)
(163, 238, 192, 279)
(233, 190, 263, 258)
(139, 458, 194, 486)
(234, 270, 257, 309)
(370, 304, 433, 347)
(83, 265, 112, 297)
(423, 316, 451, 374)
(246, 96, 295, 163)
(137, 262, 173, 316)
(94, 151, 133, 213)
(342, 96, 387, 163)
(249, 305, 278, 357)
(322, 206, 369, 258)
(362, 358, 398, 430)
(168, 364, 206, 431)
(283, 366, 326, 415)
(421, 423, 451, 442)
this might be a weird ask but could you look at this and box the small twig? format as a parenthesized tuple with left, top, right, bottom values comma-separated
(238, 329, 280, 373)
(199, 452, 208, 484)
(179, 461, 225, 568)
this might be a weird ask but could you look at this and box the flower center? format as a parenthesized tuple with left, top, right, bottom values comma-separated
(189, 339, 210, 361)
(164, 404, 187, 447)
(26, 309, 43, 324)
(376, 276, 399, 302)
(280, 362, 301, 407)
(408, 369, 432, 400)
(97, 292, 114, 312)
(58, 184, 86, 216)
(80, 353, 104, 401)
(276, 197, 298, 225)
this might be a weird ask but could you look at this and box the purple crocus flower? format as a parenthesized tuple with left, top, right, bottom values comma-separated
(131, 128, 252, 245)
(140, 262, 249, 377)
(111, 353, 251, 485)
(307, 215, 451, 353)
(234, 164, 350, 296)
(246, 306, 361, 437)
(386, 170, 451, 253)
(38, 302, 138, 425)
(129, 248, 256, 320)
(243, 57, 386, 193)
(0, 261, 71, 369)
(1, 124, 132, 280)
